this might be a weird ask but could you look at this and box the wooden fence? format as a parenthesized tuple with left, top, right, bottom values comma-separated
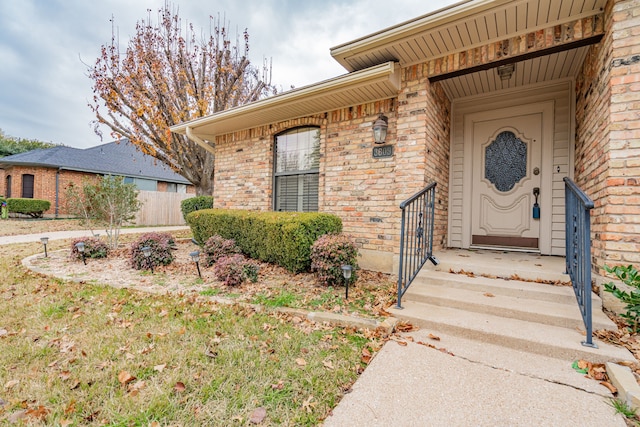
(134, 191, 191, 226)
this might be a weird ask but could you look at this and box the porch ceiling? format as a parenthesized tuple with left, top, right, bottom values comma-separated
(330, 0, 607, 74)
(439, 46, 589, 98)
(170, 62, 400, 141)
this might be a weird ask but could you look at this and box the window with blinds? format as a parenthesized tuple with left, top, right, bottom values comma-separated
(21, 174, 34, 198)
(274, 127, 320, 212)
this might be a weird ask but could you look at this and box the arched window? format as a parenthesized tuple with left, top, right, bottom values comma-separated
(21, 174, 34, 198)
(5, 175, 11, 198)
(274, 127, 320, 212)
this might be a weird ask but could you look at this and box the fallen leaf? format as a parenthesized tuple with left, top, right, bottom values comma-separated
(483, 292, 495, 298)
(322, 360, 334, 370)
(174, 381, 186, 392)
(7, 410, 27, 423)
(361, 348, 372, 364)
(0, 328, 7, 337)
(25, 405, 50, 421)
(153, 364, 166, 372)
(178, 327, 186, 335)
(117, 371, 135, 385)
(64, 400, 76, 415)
(394, 340, 408, 346)
(4, 379, 19, 390)
(295, 358, 307, 366)
(302, 395, 315, 413)
(128, 380, 146, 396)
(59, 371, 72, 381)
(150, 422, 160, 427)
(249, 407, 267, 424)
(271, 380, 284, 390)
(600, 381, 617, 394)
(69, 380, 80, 390)
(428, 333, 441, 341)
(60, 419, 73, 426)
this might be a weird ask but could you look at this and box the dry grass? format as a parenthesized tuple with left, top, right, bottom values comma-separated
(0, 239, 385, 426)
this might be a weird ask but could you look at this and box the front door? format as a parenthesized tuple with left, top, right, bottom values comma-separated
(470, 110, 543, 250)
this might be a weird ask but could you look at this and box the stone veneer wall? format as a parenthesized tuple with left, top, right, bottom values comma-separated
(575, 0, 640, 275)
(211, 64, 451, 273)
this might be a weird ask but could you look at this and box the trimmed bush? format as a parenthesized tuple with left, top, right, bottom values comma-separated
(213, 254, 256, 287)
(203, 235, 240, 267)
(310, 233, 359, 286)
(129, 232, 176, 270)
(181, 196, 213, 220)
(7, 198, 51, 218)
(187, 209, 342, 273)
(69, 237, 109, 260)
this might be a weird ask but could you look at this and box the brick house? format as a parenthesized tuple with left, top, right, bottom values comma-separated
(170, 0, 638, 290)
(0, 140, 194, 217)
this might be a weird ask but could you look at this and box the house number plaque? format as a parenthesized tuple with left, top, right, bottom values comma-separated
(372, 144, 393, 158)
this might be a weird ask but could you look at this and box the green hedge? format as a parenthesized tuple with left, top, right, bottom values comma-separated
(7, 198, 51, 218)
(187, 209, 342, 273)
(180, 196, 214, 220)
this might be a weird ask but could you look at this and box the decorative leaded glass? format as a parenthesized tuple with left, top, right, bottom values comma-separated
(484, 131, 527, 192)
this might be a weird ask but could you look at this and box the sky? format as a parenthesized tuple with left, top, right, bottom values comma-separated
(0, 0, 459, 148)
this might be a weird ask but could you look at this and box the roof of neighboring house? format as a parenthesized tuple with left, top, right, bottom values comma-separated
(0, 140, 191, 184)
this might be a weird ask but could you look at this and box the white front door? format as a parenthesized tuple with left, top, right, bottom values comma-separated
(471, 114, 541, 248)
(463, 102, 553, 252)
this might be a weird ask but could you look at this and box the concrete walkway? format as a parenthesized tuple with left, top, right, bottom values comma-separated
(0, 226, 190, 245)
(323, 329, 626, 426)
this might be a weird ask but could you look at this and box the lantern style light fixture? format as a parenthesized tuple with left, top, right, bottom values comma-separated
(141, 246, 153, 273)
(40, 237, 49, 258)
(372, 113, 388, 144)
(189, 250, 202, 279)
(497, 63, 515, 80)
(75, 241, 86, 265)
(341, 264, 353, 300)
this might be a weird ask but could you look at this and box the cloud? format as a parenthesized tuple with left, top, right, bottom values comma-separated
(0, 0, 457, 148)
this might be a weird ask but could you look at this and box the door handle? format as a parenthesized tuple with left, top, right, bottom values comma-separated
(533, 187, 540, 219)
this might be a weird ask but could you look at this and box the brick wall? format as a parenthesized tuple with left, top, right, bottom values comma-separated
(576, 0, 640, 273)
(209, 65, 451, 272)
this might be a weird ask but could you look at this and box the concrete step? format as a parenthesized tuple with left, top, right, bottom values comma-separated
(402, 282, 614, 331)
(388, 300, 632, 363)
(432, 249, 569, 283)
(413, 270, 601, 307)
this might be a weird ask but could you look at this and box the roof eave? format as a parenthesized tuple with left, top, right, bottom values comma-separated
(329, 0, 507, 71)
(170, 61, 400, 139)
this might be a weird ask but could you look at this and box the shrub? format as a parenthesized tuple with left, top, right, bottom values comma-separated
(129, 232, 176, 270)
(7, 198, 51, 218)
(203, 235, 240, 267)
(604, 264, 640, 332)
(187, 209, 342, 273)
(214, 254, 254, 287)
(310, 233, 359, 286)
(181, 196, 214, 220)
(69, 237, 109, 260)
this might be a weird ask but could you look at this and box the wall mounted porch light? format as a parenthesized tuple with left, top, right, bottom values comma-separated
(75, 241, 86, 265)
(497, 63, 515, 80)
(141, 246, 154, 273)
(189, 250, 202, 279)
(341, 264, 353, 300)
(40, 237, 49, 258)
(372, 113, 388, 144)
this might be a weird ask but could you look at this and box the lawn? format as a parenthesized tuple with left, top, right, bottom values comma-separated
(0, 237, 386, 426)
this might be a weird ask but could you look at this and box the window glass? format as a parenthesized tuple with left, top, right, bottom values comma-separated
(274, 128, 320, 212)
(21, 174, 34, 198)
(5, 175, 11, 198)
(166, 183, 177, 193)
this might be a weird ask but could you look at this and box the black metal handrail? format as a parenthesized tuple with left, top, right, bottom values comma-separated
(397, 182, 438, 308)
(564, 177, 596, 348)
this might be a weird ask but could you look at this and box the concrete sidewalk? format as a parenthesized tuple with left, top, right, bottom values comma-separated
(0, 226, 190, 245)
(323, 329, 626, 427)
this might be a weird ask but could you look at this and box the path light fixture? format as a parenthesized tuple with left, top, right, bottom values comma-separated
(40, 237, 49, 258)
(75, 241, 86, 265)
(341, 264, 353, 300)
(189, 250, 202, 279)
(141, 246, 153, 273)
(372, 113, 388, 144)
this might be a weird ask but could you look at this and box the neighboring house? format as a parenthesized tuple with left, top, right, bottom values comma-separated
(170, 0, 638, 290)
(0, 140, 195, 217)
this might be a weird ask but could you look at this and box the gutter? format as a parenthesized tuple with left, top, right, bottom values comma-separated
(55, 167, 61, 218)
(186, 126, 216, 155)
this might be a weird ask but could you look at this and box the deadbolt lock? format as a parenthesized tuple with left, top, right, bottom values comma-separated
(533, 167, 540, 175)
